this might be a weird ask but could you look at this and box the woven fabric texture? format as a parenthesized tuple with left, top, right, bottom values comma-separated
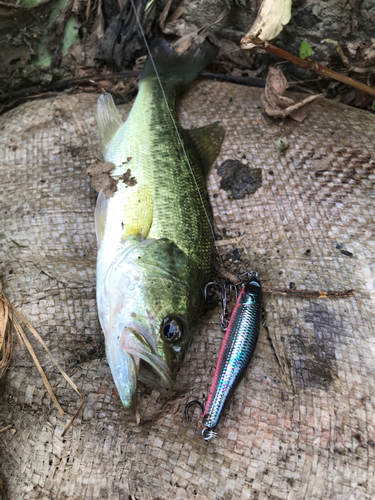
(1, 82, 375, 499)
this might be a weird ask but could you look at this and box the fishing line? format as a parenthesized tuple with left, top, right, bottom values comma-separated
(129, 0, 216, 242)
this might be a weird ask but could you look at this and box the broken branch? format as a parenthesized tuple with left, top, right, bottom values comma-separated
(243, 35, 375, 98)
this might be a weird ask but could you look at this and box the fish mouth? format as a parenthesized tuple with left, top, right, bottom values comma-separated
(106, 321, 173, 408)
(121, 324, 174, 390)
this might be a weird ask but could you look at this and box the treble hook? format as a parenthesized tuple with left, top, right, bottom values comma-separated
(204, 281, 223, 301)
(185, 396, 218, 442)
(204, 281, 230, 331)
(185, 395, 206, 422)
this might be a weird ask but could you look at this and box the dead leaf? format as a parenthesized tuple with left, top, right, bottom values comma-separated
(347, 41, 361, 57)
(216, 39, 255, 72)
(96, 80, 113, 92)
(163, 18, 198, 38)
(134, 55, 147, 72)
(172, 33, 197, 54)
(241, 0, 292, 50)
(68, 43, 84, 64)
(312, 157, 332, 173)
(82, 0, 105, 66)
(168, 8, 183, 22)
(261, 66, 323, 122)
(361, 39, 375, 62)
(354, 89, 374, 108)
(163, 11, 225, 55)
(85, 160, 117, 197)
(158, 0, 174, 30)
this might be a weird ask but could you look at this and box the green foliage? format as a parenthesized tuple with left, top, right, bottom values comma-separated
(34, 0, 70, 67)
(62, 16, 80, 57)
(145, 0, 157, 12)
(34, 0, 80, 66)
(299, 41, 312, 60)
(16, 0, 42, 6)
(322, 39, 339, 48)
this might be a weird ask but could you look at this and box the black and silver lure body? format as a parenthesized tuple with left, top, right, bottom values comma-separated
(201, 276, 262, 441)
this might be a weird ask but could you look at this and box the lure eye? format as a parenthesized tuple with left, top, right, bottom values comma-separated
(161, 317, 184, 342)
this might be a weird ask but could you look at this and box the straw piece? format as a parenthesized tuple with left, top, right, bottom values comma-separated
(0, 287, 13, 377)
(0, 424, 12, 434)
(62, 399, 86, 437)
(0, 283, 83, 430)
(12, 314, 64, 416)
(12, 308, 82, 397)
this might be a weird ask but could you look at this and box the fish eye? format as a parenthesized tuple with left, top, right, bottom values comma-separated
(161, 317, 183, 343)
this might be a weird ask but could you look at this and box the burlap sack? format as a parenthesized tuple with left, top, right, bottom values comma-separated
(1, 82, 375, 499)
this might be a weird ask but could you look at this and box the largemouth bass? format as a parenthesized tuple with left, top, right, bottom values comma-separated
(95, 40, 224, 408)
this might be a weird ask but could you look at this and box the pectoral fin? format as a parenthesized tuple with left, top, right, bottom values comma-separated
(122, 184, 153, 241)
(185, 122, 225, 176)
(97, 92, 123, 155)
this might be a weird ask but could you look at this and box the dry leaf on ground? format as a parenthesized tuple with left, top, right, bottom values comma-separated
(241, 0, 292, 50)
(158, 0, 174, 30)
(159, 3, 225, 55)
(261, 66, 323, 122)
(312, 157, 332, 173)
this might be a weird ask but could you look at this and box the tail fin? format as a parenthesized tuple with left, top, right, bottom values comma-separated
(140, 39, 218, 93)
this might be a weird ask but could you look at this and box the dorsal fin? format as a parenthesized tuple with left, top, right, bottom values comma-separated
(97, 92, 123, 155)
(185, 122, 225, 176)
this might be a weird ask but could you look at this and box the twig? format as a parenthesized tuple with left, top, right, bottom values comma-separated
(200, 72, 265, 88)
(0, 71, 141, 103)
(244, 35, 375, 98)
(0, 71, 268, 104)
(0, 69, 314, 117)
(263, 287, 355, 299)
(0, 424, 12, 434)
(220, 270, 355, 299)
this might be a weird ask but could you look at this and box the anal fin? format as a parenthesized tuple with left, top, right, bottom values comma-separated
(185, 122, 225, 176)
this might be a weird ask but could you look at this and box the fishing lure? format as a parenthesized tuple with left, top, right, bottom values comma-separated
(186, 272, 262, 441)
